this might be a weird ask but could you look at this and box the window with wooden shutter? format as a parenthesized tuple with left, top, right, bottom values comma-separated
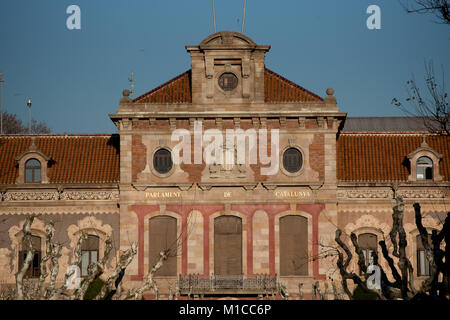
(214, 216, 242, 275)
(81, 235, 99, 277)
(417, 235, 431, 276)
(149, 216, 177, 276)
(358, 233, 377, 268)
(19, 235, 41, 278)
(280, 215, 308, 276)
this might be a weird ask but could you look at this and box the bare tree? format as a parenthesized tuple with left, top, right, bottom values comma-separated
(392, 61, 449, 135)
(2, 212, 195, 300)
(335, 197, 450, 300)
(1, 111, 51, 134)
(400, 0, 450, 24)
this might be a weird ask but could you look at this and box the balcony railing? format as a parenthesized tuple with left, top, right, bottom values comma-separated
(177, 274, 278, 295)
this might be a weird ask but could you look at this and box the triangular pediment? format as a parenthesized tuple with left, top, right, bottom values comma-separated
(133, 68, 322, 104)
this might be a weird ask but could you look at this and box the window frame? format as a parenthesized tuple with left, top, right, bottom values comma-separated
(280, 145, 305, 177)
(19, 235, 42, 278)
(416, 234, 432, 277)
(358, 233, 378, 271)
(416, 156, 433, 181)
(80, 235, 100, 277)
(151, 147, 175, 177)
(24, 158, 42, 183)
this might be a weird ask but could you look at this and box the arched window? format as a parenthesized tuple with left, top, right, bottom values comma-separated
(81, 235, 99, 277)
(19, 235, 41, 278)
(358, 233, 377, 268)
(417, 235, 431, 276)
(282, 148, 303, 173)
(214, 216, 242, 275)
(25, 158, 41, 183)
(153, 149, 173, 174)
(149, 216, 177, 276)
(416, 156, 433, 181)
(280, 215, 308, 276)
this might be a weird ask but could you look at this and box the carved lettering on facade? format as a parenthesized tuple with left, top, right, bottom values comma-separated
(274, 190, 311, 199)
(145, 191, 181, 199)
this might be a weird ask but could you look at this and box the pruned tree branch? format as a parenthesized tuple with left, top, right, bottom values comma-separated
(98, 242, 137, 300)
(126, 250, 168, 300)
(15, 216, 35, 300)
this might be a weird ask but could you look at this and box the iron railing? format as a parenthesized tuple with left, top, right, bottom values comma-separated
(177, 274, 277, 295)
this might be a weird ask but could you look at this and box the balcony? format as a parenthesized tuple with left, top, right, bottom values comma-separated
(177, 274, 278, 295)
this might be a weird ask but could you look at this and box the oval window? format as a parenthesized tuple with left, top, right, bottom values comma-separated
(153, 149, 173, 174)
(218, 73, 238, 91)
(283, 148, 303, 173)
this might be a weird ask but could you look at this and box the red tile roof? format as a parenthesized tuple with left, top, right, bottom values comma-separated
(133, 70, 192, 104)
(264, 68, 323, 102)
(337, 133, 450, 182)
(0, 135, 120, 184)
(132, 68, 323, 104)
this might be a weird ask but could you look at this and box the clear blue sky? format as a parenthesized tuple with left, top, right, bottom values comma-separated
(0, 0, 449, 134)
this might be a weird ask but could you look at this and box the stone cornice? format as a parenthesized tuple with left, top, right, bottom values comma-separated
(110, 110, 346, 119)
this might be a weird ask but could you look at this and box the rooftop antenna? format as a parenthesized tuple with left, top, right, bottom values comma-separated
(241, 0, 247, 33)
(212, 0, 217, 33)
(128, 72, 135, 97)
(27, 98, 32, 134)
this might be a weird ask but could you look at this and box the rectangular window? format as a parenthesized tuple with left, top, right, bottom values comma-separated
(417, 250, 431, 276)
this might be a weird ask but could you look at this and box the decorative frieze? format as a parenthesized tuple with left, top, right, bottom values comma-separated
(2, 190, 119, 201)
(0, 205, 119, 215)
(337, 189, 393, 199)
(61, 191, 119, 201)
(397, 189, 447, 199)
(3, 191, 59, 201)
(338, 188, 448, 200)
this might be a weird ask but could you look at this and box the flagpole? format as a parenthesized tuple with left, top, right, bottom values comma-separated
(212, 0, 217, 33)
(241, 0, 247, 33)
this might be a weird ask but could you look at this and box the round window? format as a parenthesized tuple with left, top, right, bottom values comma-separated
(153, 148, 173, 174)
(218, 73, 238, 91)
(283, 148, 303, 173)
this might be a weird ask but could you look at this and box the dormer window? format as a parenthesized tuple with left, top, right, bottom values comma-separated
(416, 156, 433, 181)
(407, 136, 443, 182)
(15, 137, 51, 184)
(25, 159, 41, 183)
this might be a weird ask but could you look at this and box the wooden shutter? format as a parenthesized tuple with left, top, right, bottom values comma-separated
(82, 235, 99, 251)
(358, 233, 377, 250)
(214, 216, 242, 275)
(149, 216, 177, 276)
(280, 215, 308, 276)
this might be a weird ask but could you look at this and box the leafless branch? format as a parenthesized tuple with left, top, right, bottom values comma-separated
(400, 0, 450, 24)
(15, 216, 35, 300)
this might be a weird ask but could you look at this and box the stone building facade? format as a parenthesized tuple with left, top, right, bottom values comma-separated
(0, 32, 448, 299)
